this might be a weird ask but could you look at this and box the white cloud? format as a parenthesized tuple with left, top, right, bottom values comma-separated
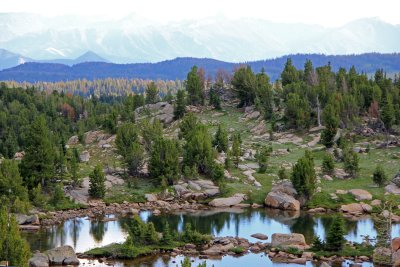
(1, 0, 399, 27)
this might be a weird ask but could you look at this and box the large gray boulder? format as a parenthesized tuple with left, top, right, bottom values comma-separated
(29, 253, 49, 267)
(271, 233, 308, 250)
(46, 245, 79, 265)
(265, 192, 300, 211)
(392, 174, 400, 187)
(15, 214, 40, 225)
(348, 189, 372, 201)
(209, 193, 246, 207)
(264, 181, 300, 211)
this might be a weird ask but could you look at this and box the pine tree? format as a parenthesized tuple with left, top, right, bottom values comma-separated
(256, 146, 271, 173)
(0, 207, 30, 267)
(231, 66, 257, 107)
(291, 150, 316, 201)
(69, 148, 80, 186)
(20, 116, 55, 189)
(321, 104, 339, 148)
(0, 160, 29, 207)
(373, 165, 388, 187)
(145, 81, 159, 104)
(231, 132, 241, 168)
(125, 142, 145, 176)
(343, 148, 359, 178)
(322, 153, 335, 175)
(174, 89, 186, 119)
(145, 222, 159, 245)
(161, 222, 173, 245)
(326, 216, 345, 251)
(211, 163, 225, 183)
(281, 58, 300, 86)
(149, 137, 180, 184)
(89, 165, 106, 198)
(225, 149, 233, 170)
(213, 124, 228, 153)
(381, 95, 395, 130)
(186, 66, 203, 105)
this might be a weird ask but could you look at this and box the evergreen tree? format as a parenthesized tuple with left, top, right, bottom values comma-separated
(141, 119, 163, 151)
(231, 66, 257, 107)
(343, 148, 359, 178)
(89, 165, 106, 198)
(291, 150, 316, 201)
(209, 87, 221, 110)
(285, 93, 311, 130)
(149, 137, 180, 184)
(278, 166, 289, 180)
(211, 163, 225, 183)
(51, 183, 65, 208)
(256, 146, 271, 173)
(213, 124, 228, 153)
(161, 222, 173, 245)
(0, 207, 30, 267)
(20, 116, 55, 189)
(225, 149, 233, 170)
(326, 216, 345, 251)
(381, 95, 395, 130)
(183, 124, 214, 175)
(321, 104, 339, 148)
(69, 148, 80, 186)
(125, 142, 144, 176)
(256, 69, 274, 119)
(373, 165, 388, 187)
(179, 113, 199, 139)
(116, 123, 139, 159)
(186, 66, 203, 105)
(145, 222, 159, 245)
(174, 89, 186, 119)
(0, 160, 29, 208)
(322, 153, 335, 175)
(232, 132, 242, 168)
(145, 81, 159, 104)
(281, 58, 300, 86)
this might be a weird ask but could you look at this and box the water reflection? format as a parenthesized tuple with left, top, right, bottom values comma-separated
(22, 208, 400, 254)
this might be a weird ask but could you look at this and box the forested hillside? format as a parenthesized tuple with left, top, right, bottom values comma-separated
(0, 53, 399, 82)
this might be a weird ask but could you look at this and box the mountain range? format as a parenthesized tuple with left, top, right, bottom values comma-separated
(1, 53, 399, 82)
(0, 13, 399, 63)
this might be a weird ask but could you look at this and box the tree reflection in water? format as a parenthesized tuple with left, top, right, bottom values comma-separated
(90, 219, 108, 243)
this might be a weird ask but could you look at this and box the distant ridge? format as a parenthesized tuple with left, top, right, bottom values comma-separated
(0, 53, 399, 82)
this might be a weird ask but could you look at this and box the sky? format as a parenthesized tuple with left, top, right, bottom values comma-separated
(1, 0, 400, 27)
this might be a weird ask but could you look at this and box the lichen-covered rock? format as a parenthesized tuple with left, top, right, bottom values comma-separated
(265, 192, 300, 211)
(271, 233, 308, 250)
(348, 189, 372, 201)
(46, 245, 79, 265)
(209, 194, 246, 207)
(29, 253, 49, 267)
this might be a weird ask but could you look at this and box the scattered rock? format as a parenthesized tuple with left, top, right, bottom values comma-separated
(385, 183, 400, 195)
(135, 102, 174, 125)
(250, 120, 267, 136)
(323, 175, 333, 181)
(348, 189, 372, 201)
(308, 207, 326, 213)
(371, 199, 382, 206)
(209, 194, 246, 207)
(79, 151, 90, 162)
(250, 233, 268, 240)
(67, 135, 79, 145)
(145, 194, 158, 202)
(14, 151, 25, 160)
(334, 169, 349, 179)
(340, 203, 372, 214)
(29, 252, 49, 267)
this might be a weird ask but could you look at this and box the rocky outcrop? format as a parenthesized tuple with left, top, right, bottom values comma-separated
(243, 106, 260, 120)
(29, 246, 79, 267)
(250, 120, 267, 136)
(135, 102, 174, 125)
(15, 214, 40, 225)
(209, 193, 246, 207)
(385, 183, 400, 195)
(348, 189, 372, 201)
(173, 180, 220, 200)
(29, 253, 49, 267)
(265, 181, 300, 211)
(271, 233, 308, 250)
(340, 203, 372, 214)
(46, 245, 79, 265)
